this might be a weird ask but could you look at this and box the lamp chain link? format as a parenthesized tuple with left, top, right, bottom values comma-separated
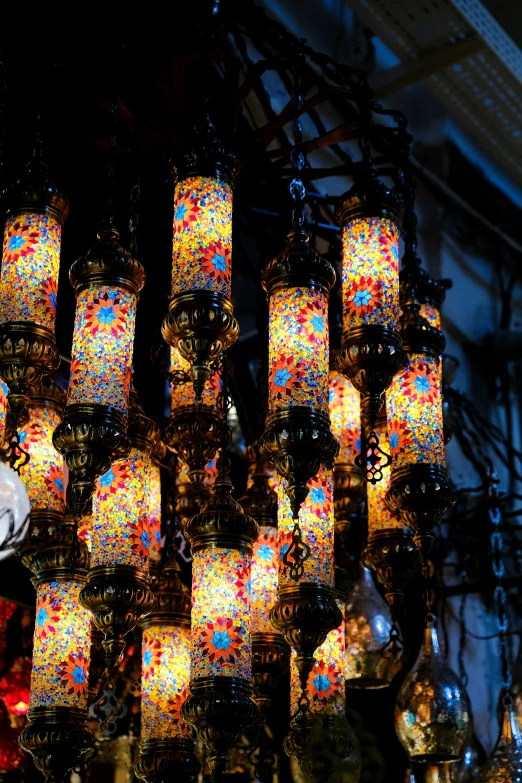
(289, 45, 306, 229)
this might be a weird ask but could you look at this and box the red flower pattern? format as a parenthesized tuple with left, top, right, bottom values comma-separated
(345, 275, 382, 318)
(198, 617, 244, 665)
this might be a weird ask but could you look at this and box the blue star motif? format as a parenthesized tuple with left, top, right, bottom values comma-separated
(210, 251, 227, 273)
(36, 608, 48, 627)
(274, 368, 292, 388)
(8, 234, 25, 251)
(175, 202, 188, 222)
(309, 313, 325, 333)
(143, 649, 153, 667)
(312, 673, 331, 693)
(329, 388, 336, 405)
(211, 631, 232, 651)
(257, 545, 274, 562)
(389, 432, 399, 451)
(53, 477, 64, 494)
(98, 469, 115, 489)
(97, 305, 117, 326)
(413, 375, 430, 395)
(309, 486, 326, 506)
(140, 530, 150, 548)
(353, 289, 372, 307)
(72, 665, 86, 685)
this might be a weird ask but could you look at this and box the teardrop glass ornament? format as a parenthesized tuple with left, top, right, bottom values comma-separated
(477, 697, 522, 783)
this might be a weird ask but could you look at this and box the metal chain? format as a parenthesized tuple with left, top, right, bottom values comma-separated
(129, 176, 140, 257)
(289, 44, 306, 229)
(107, 38, 122, 227)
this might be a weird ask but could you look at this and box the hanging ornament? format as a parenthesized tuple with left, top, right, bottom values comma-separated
(239, 448, 289, 717)
(285, 576, 355, 782)
(344, 566, 403, 689)
(18, 377, 66, 575)
(363, 409, 418, 615)
(181, 468, 259, 781)
(162, 120, 239, 401)
(477, 697, 522, 782)
(329, 361, 364, 527)
(166, 347, 224, 495)
(135, 549, 200, 783)
(0, 143, 68, 440)
(80, 390, 158, 674)
(20, 511, 93, 782)
(396, 617, 470, 763)
(335, 166, 406, 477)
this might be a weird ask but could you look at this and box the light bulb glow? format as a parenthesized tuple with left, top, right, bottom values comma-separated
(341, 217, 400, 332)
(0, 212, 62, 332)
(329, 369, 360, 464)
(141, 625, 191, 740)
(149, 464, 162, 565)
(191, 548, 251, 680)
(172, 176, 232, 299)
(277, 466, 334, 589)
(387, 353, 445, 469)
(268, 287, 329, 416)
(68, 285, 136, 413)
(91, 447, 151, 571)
(18, 406, 65, 512)
(290, 599, 345, 716)
(251, 526, 278, 634)
(30, 580, 91, 709)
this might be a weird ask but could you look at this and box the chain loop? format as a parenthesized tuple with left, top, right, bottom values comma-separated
(487, 468, 512, 693)
(288, 45, 307, 229)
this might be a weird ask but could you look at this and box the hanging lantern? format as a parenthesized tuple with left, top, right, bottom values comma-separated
(149, 439, 166, 580)
(239, 449, 289, 717)
(165, 347, 223, 494)
(477, 697, 522, 782)
(363, 413, 418, 614)
(270, 466, 341, 711)
(18, 377, 66, 575)
(0, 656, 31, 723)
(385, 291, 454, 564)
(285, 580, 355, 782)
(259, 227, 338, 520)
(329, 364, 364, 525)
(336, 168, 406, 472)
(135, 551, 199, 783)
(0, 148, 67, 433)
(53, 227, 144, 518)
(20, 514, 93, 782)
(412, 265, 450, 333)
(181, 472, 259, 781)
(162, 121, 239, 400)
(80, 392, 158, 673)
(344, 567, 402, 689)
(396, 617, 470, 763)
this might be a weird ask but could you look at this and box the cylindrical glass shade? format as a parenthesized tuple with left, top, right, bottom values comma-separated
(170, 348, 221, 409)
(191, 548, 251, 680)
(341, 217, 400, 332)
(18, 405, 65, 512)
(419, 303, 441, 331)
(77, 511, 92, 552)
(387, 353, 445, 469)
(277, 465, 334, 588)
(367, 427, 405, 534)
(141, 625, 191, 740)
(268, 288, 329, 415)
(172, 176, 232, 299)
(329, 369, 360, 464)
(31, 580, 91, 709)
(91, 447, 151, 571)
(0, 211, 62, 332)
(149, 464, 162, 566)
(0, 381, 9, 448)
(290, 599, 345, 716)
(251, 526, 278, 634)
(68, 285, 137, 413)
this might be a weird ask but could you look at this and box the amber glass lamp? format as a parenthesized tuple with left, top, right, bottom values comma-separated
(335, 168, 406, 473)
(0, 147, 67, 434)
(181, 470, 259, 781)
(80, 392, 158, 673)
(162, 121, 239, 400)
(135, 551, 199, 783)
(53, 227, 144, 519)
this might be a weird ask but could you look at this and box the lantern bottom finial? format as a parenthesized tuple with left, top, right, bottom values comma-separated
(20, 707, 93, 783)
(135, 739, 200, 783)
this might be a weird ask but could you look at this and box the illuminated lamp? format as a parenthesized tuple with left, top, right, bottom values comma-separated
(0, 700, 25, 777)
(335, 168, 406, 478)
(0, 656, 31, 722)
(259, 227, 338, 521)
(162, 121, 239, 401)
(181, 471, 259, 781)
(0, 381, 8, 450)
(0, 148, 67, 435)
(53, 227, 144, 519)
(149, 438, 166, 580)
(135, 551, 199, 783)
(80, 392, 158, 673)
(239, 448, 289, 717)
(385, 290, 454, 567)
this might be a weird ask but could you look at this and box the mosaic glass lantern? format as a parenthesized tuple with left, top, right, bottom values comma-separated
(363, 416, 418, 614)
(135, 552, 199, 783)
(18, 377, 66, 576)
(162, 121, 239, 401)
(53, 227, 145, 519)
(80, 393, 158, 673)
(239, 449, 289, 716)
(385, 291, 454, 565)
(328, 364, 364, 527)
(259, 227, 338, 521)
(285, 592, 355, 782)
(166, 347, 223, 494)
(20, 510, 93, 782)
(181, 472, 259, 780)
(149, 438, 166, 580)
(0, 149, 67, 432)
(335, 168, 406, 475)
